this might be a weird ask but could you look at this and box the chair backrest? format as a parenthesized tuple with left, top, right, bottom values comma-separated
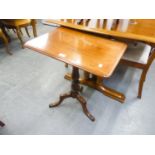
(83, 19, 119, 30)
(83, 19, 130, 32)
(58, 19, 130, 32)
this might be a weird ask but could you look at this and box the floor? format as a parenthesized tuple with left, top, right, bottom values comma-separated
(0, 21, 155, 135)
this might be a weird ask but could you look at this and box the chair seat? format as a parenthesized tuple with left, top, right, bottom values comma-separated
(122, 43, 151, 64)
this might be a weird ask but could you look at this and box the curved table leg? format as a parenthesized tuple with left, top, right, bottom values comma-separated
(76, 94, 95, 121)
(49, 67, 95, 122)
(49, 92, 72, 107)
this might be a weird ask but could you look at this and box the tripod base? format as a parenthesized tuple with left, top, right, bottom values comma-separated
(49, 67, 95, 122)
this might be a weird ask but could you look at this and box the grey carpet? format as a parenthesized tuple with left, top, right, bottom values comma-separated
(0, 20, 155, 134)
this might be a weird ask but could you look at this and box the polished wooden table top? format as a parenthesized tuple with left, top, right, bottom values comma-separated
(25, 27, 127, 77)
(127, 19, 155, 37)
(46, 19, 155, 45)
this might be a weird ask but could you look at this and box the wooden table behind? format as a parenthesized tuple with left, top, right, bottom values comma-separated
(46, 19, 155, 46)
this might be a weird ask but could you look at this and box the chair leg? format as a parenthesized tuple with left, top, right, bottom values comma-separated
(138, 48, 155, 98)
(4, 42, 12, 55)
(16, 27, 24, 48)
(1, 32, 12, 55)
(1, 26, 11, 42)
(138, 70, 146, 98)
(13, 28, 16, 33)
(25, 27, 30, 37)
(31, 20, 37, 37)
(20, 28, 23, 35)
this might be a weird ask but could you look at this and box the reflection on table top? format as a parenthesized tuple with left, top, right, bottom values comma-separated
(46, 19, 155, 45)
(25, 27, 127, 77)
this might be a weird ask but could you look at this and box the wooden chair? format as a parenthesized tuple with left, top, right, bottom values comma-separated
(121, 43, 155, 98)
(0, 19, 37, 48)
(85, 19, 155, 98)
(0, 28, 12, 55)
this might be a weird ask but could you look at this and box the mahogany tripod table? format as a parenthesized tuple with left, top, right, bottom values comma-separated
(25, 27, 127, 121)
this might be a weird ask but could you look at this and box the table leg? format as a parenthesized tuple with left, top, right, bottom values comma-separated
(49, 67, 95, 122)
(0, 120, 5, 127)
(65, 73, 125, 103)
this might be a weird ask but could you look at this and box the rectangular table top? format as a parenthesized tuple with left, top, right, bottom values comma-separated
(25, 27, 127, 77)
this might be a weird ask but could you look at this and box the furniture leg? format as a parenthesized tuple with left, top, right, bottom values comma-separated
(1, 26, 11, 42)
(76, 94, 95, 121)
(137, 48, 155, 98)
(31, 20, 37, 37)
(49, 67, 95, 121)
(96, 76, 125, 102)
(20, 28, 23, 35)
(25, 27, 30, 37)
(16, 27, 24, 48)
(0, 120, 5, 127)
(98, 84, 125, 103)
(13, 28, 16, 33)
(138, 48, 155, 98)
(1, 31, 12, 55)
(138, 70, 146, 98)
(49, 92, 72, 107)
